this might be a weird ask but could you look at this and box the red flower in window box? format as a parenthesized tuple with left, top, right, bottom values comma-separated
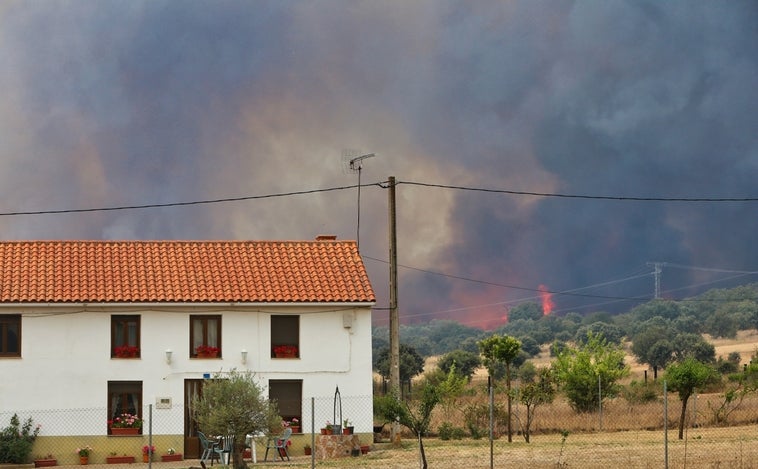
(195, 345, 220, 358)
(110, 413, 143, 429)
(272, 345, 298, 358)
(113, 345, 139, 358)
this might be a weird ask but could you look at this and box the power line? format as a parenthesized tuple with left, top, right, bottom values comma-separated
(0, 184, 377, 217)
(396, 180, 758, 202)
(663, 263, 758, 275)
(363, 254, 653, 302)
(366, 256, 758, 320)
(2, 178, 755, 217)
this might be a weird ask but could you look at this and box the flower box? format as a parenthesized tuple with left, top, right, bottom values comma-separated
(110, 427, 140, 435)
(106, 456, 135, 464)
(272, 345, 298, 358)
(113, 345, 140, 358)
(34, 458, 57, 467)
(161, 453, 183, 462)
(195, 345, 220, 358)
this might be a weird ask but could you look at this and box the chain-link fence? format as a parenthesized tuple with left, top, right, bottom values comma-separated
(3, 389, 757, 468)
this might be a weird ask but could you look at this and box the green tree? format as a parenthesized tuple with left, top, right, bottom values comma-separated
(708, 362, 758, 424)
(552, 332, 630, 413)
(508, 302, 543, 322)
(665, 358, 720, 439)
(192, 369, 281, 469)
(629, 299, 687, 322)
(375, 386, 440, 469)
(575, 322, 624, 345)
(401, 384, 440, 469)
(703, 309, 738, 339)
(437, 349, 482, 381)
(630, 321, 671, 377)
(375, 344, 426, 382)
(478, 334, 521, 442)
(435, 363, 469, 417)
(518, 336, 542, 356)
(515, 367, 556, 443)
(646, 340, 674, 375)
(671, 333, 716, 363)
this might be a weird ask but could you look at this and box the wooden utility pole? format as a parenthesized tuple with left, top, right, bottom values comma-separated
(388, 176, 401, 445)
(388, 176, 400, 399)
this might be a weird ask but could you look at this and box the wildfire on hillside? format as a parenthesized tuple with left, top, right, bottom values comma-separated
(538, 284, 554, 316)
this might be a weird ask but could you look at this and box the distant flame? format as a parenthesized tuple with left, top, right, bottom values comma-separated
(538, 284, 554, 315)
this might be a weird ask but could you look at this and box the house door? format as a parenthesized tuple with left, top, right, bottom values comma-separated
(184, 379, 204, 458)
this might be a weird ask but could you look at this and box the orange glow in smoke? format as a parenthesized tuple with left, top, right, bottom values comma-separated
(538, 284, 554, 316)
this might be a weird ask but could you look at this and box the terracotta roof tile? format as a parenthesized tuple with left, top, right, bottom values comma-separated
(0, 240, 375, 304)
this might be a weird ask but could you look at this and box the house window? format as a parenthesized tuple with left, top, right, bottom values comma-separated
(108, 381, 142, 434)
(271, 315, 299, 358)
(0, 315, 21, 357)
(269, 380, 302, 431)
(191, 315, 221, 358)
(111, 315, 140, 358)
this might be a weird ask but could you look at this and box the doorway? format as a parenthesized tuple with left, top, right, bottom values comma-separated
(184, 379, 204, 458)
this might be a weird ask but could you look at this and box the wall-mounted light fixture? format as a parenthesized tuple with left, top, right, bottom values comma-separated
(241, 349, 248, 364)
(165, 349, 173, 364)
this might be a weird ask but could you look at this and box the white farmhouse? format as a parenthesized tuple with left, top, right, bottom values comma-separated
(0, 237, 375, 463)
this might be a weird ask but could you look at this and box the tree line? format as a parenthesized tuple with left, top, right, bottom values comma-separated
(372, 282, 758, 445)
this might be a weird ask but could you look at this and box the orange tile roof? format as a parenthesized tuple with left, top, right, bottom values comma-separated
(0, 240, 375, 304)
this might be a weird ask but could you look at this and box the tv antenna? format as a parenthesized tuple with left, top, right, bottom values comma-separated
(342, 149, 376, 250)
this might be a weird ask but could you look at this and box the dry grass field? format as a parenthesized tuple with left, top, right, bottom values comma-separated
(348, 330, 758, 468)
(241, 424, 758, 468)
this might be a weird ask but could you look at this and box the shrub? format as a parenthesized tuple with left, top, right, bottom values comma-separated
(462, 402, 508, 438)
(437, 422, 453, 440)
(621, 380, 659, 404)
(437, 422, 466, 440)
(716, 356, 739, 375)
(0, 414, 40, 463)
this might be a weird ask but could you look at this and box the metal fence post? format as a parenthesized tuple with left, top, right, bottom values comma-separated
(148, 404, 153, 469)
(664, 380, 668, 469)
(489, 376, 494, 469)
(311, 397, 315, 469)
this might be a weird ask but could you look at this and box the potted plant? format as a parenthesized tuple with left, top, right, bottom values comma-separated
(272, 344, 298, 358)
(106, 453, 135, 464)
(142, 445, 155, 462)
(195, 344, 220, 358)
(342, 419, 354, 435)
(283, 417, 300, 433)
(34, 454, 57, 467)
(76, 446, 92, 465)
(321, 421, 333, 435)
(303, 444, 311, 456)
(161, 448, 183, 462)
(113, 345, 139, 358)
(109, 413, 142, 435)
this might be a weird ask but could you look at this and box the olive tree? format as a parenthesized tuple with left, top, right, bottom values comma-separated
(192, 369, 282, 469)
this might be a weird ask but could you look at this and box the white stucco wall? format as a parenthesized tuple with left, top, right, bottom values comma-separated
(0, 303, 373, 436)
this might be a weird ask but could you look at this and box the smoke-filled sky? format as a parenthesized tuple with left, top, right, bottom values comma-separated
(1, 1, 756, 329)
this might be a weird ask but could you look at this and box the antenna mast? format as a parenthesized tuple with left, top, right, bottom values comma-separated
(342, 150, 376, 250)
